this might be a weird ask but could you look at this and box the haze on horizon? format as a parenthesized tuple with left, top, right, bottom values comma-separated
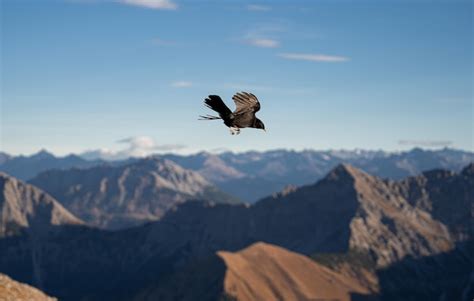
(1, 0, 472, 156)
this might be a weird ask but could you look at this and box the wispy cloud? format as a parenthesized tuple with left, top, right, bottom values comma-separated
(243, 24, 283, 48)
(246, 38, 279, 48)
(246, 4, 271, 12)
(171, 81, 193, 88)
(119, 0, 177, 10)
(81, 136, 186, 160)
(278, 53, 349, 62)
(398, 140, 453, 147)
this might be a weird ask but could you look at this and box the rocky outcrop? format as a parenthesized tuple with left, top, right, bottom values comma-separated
(0, 273, 57, 301)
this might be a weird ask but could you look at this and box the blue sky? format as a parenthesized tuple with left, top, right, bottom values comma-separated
(1, 0, 472, 157)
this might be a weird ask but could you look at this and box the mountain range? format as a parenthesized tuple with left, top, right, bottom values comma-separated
(162, 148, 474, 202)
(0, 150, 100, 181)
(0, 163, 471, 300)
(1, 148, 472, 203)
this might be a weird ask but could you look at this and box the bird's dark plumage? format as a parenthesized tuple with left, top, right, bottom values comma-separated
(199, 92, 265, 135)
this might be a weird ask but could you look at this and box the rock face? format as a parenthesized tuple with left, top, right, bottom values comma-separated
(0, 172, 83, 237)
(395, 163, 474, 240)
(0, 164, 470, 300)
(0, 273, 57, 301)
(29, 158, 239, 229)
(134, 242, 374, 301)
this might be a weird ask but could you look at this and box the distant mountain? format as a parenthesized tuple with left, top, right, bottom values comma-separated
(163, 148, 474, 202)
(0, 152, 11, 165)
(0, 150, 102, 181)
(3, 148, 472, 203)
(29, 157, 240, 229)
(0, 162, 474, 300)
(0, 273, 57, 301)
(0, 172, 83, 237)
(134, 242, 375, 301)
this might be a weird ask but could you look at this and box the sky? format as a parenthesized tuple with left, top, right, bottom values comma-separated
(1, 0, 473, 157)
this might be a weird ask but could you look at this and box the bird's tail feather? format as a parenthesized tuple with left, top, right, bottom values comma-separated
(199, 114, 221, 120)
(203, 95, 232, 118)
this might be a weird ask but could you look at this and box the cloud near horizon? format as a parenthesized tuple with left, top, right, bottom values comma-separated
(80, 136, 186, 160)
(119, 0, 177, 10)
(278, 53, 349, 62)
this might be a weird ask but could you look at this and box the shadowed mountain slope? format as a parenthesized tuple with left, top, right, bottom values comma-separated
(395, 163, 474, 240)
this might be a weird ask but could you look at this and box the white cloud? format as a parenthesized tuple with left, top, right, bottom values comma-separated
(171, 81, 193, 88)
(80, 136, 186, 160)
(242, 23, 284, 48)
(246, 38, 279, 48)
(119, 0, 177, 10)
(278, 53, 349, 62)
(246, 4, 271, 11)
(398, 140, 453, 147)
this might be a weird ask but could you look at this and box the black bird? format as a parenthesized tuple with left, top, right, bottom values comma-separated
(199, 92, 266, 135)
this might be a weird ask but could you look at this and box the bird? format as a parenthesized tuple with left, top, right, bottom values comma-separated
(199, 92, 266, 135)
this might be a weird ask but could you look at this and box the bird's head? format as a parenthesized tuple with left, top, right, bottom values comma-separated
(255, 119, 266, 132)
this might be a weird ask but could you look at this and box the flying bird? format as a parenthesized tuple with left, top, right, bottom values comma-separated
(199, 92, 266, 135)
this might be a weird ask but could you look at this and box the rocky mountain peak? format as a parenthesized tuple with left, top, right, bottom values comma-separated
(0, 173, 83, 237)
(324, 163, 366, 182)
(31, 149, 55, 160)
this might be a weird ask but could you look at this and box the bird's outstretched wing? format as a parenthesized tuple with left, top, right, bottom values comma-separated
(232, 92, 260, 115)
